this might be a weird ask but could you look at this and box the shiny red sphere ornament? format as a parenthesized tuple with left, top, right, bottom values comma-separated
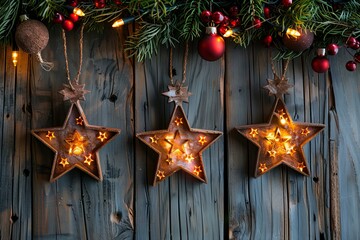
(354, 52, 360, 63)
(212, 11, 225, 24)
(200, 10, 212, 23)
(218, 26, 228, 36)
(346, 37, 357, 48)
(326, 43, 339, 55)
(229, 6, 239, 18)
(198, 27, 225, 61)
(253, 17, 262, 29)
(264, 7, 271, 18)
(222, 16, 230, 26)
(67, 0, 78, 7)
(94, 0, 106, 8)
(351, 41, 360, 50)
(230, 18, 240, 27)
(312, 49, 330, 73)
(346, 61, 357, 71)
(53, 13, 64, 24)
(62, 19, 74, 31)
(263, 35, 272, 47)
(69, 13, 79, 23)
(282, 0, 292, 7)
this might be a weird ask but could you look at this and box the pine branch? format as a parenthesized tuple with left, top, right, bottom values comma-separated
(0, 0, 20, 42)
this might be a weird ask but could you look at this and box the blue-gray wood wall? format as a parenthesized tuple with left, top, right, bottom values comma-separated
(0, 26, 359, 239)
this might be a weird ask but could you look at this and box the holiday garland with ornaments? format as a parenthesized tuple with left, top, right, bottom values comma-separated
(2, 0, 360, 72)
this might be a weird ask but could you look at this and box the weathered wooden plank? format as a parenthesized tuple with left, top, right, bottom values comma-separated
(328, 50, 360, 239)
(135, 42, 224, 239)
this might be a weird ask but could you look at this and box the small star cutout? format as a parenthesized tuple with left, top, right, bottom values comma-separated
(150, 135, 159, 144)
(174, 117, 183, 126)
(236, 98, 324, 177)
(59, 81, 90, 103)
(137, 104, 222, 185)
(97, 132, 108, 142)
(76, 116, 84, 125)
(263, 74, 294, 98)
(32, 102, 120, 181)
(249, 128, 258, 138)
(193, 166, 202, 176)
(46, 131, 56, 140)
(162, 85, 192, 105)
(198, 136, 207, 145)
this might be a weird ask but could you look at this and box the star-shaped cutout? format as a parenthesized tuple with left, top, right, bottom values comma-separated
(162, 85, 192, 105)
(32, 102, 120, 182)
(236, 98, 324, 177)
(137, 104, 222, 185)
(263, 74, 294, 98)
(59, 81, 90, 103)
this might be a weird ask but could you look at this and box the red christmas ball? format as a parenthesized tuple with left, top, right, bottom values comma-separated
(282, 0, 292, 7)
(67, 0, 78, 7)
(62, 19, 74, 31)
(311, 56, 330, 73)
(69, 13, 79, 23)
(326, 43, 339, 55)
(346, 60, 357, 71)
(351, 41, 360, 50)
(263, 35, 272, 47)
(283, 28, 314, 52)
(253, 17, 262, 29)
(198, 27, 225, 61)
(200, 10, 212, 23)
(354, 52, 360, 63)
(218, 25, 228, 36)
(346, 37, 357, 48)
(113, 0, 122, 4)
(222, 16, 230, 26)
(264, 7, 271, 18)
(230, 18, 240, 27)
(229, 6, 239, 18)
(212, 11, 225, 24)
(94, 0, 106, 8)
(53, 13, 64, 24)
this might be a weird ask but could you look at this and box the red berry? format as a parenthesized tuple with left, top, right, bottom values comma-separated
(346, 37, 357, 48)
(69, 13, 79, 23)
(264, 7, 271, 18)
(346, 60, 357, 71)
(62, 19, 74, 31)
(113, 0, 122, 4)
(229, 6, 239, 18)
(218, 26, 228, 36)
(351, 41, 360, 50)
(94, 0, 106, 8)
(354, 52, 360, 63)
(230, 18, 241, 27)
(282, 0, 292, 8)
(53, 13, 64, 24)
(326, 43, 339, 55)
(200, 10, 212, 23)
(212, 11, 225, 24)
(67, 0, 78, 7)
(253, 17, 262, 29)
(263, 35, 272, 47)
(311, 56, 330, 73)
(222, 16, 229, 27)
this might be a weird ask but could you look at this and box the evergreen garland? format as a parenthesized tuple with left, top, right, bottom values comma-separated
(1, 0, 360, 61)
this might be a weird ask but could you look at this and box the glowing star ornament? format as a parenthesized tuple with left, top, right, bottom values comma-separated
(137, 85, 222, 185)
(236, 98, 324, 177)
(32, 102, 120, 181)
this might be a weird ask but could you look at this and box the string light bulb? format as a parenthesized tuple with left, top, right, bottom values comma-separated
(112, 16, 135, 28)
(223, 29, 233, 38)
(286, 28, 301, 38)
(12, 51, 19, 67)
(73, 7, 85, 16)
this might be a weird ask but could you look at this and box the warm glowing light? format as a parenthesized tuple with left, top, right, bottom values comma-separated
(156, 170, 166, 180)
(198, 136, 207, 145)
(223, 29, 233, 37)
(66, 130, 87, 155)
(46, 131, 56, 140)
(249, 128, 258, 138)
(277, 109, 288, 125)
(73, 7, 85, 16)
(59, 158, 69, 167)
(12, 51, 18, 67)
(284, 142, 296, 155)
(76, 116, 84, 125)
(301, 127, 311, 136)
(97, 132, 108, 142)
(193, 166, 202, 176)
(166, 156, 174, 164)
(112, 19, 125, 28)
(286, 28, 301, 38)
(84, 154, 94, 165)
(166, 131, 188, 155)
(297, 162, 305, 172)
(259, 163, 268, 172)
(150, 135, 159, 144)
(185, 154, 194, 163)
(268, 149, 277, 157)
(266, 128, 291, 143)
(174, 117, 183, 126)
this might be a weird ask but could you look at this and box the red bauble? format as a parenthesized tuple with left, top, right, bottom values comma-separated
(212, 11, 225, 24)
(67, 0, 78, 7)
(218, 26, 228, 36)
(229, 6, 239, 18)
(311, 56, 330, 73)
(53, 13, 64, 24)
(200, 10, 212, 23)
(282, 0, 292, 7)
(113, 0, 122, 4)
(346, 37, 357, 48)
(354, 52, 360, 63)
(351, 41, 360, 50)
(94, 0, 106, 8)
(263, 35, 272, 47)
(198, 27, 225, 61)
(62, 20, 74, 31)
(253, 17, 262, 29)
(222, 16, 229, 26)
(69, 13, 79, 23)
(282, 29, 314, 52)
(326, 43, 339, 55)
(346, 61, 357, 71)
(264, 7, 271, 18)
(230, 18, 240, 27)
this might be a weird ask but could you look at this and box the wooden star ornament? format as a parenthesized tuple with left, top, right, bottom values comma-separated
(32, 102, 120, 181)
(137, 85, 222, 185)
(59, 80, 90, 103)
(263, 73, 294, 98)
(236, 98, 324, 177)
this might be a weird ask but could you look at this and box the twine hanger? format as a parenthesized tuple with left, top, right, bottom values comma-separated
(169, 41, 189, 89)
